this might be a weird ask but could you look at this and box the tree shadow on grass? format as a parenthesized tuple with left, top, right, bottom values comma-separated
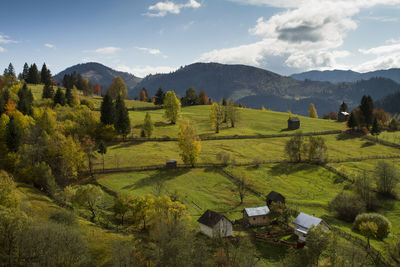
(336, 132, 359, 140)
(268, 163, 319, 176)
(154, 121, 172, 127)
(111, 141, 146, 149)
(361, 141, 375, 148)
(122, 168, 191, 190)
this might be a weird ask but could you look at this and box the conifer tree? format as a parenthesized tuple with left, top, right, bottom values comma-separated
(17, 83, 34, 115)
(360, 95, 374, 129)
(308, 103, 318, 118)
(339, 101, 348, 113)
(27, 64, 40, 84)
(97, 141, 107, 173)
(41, 63, 51, 84)
(42, 83, 54, 99)
(22, 63, 29, 81)
(5, 63, 16, 78)
(142, 112, 154, 137)
(154, 88, 165, 105)
(347, 111, 358, 130)
(6, 116, 21, 152)
(114, 95, 131, 139)
(100, 93, 115, 125)
(371, 117, 381, 138)
(65, 87, 73, 106)
(54, 87, 66, 106)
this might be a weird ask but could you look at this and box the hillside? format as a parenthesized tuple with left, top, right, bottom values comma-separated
(291, 68, 400, 83)
(54, 62, 142, 92)
(131, 63, 400, 116)
(376, 90, 400, 113)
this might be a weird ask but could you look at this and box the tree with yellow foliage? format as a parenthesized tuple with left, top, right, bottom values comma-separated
(178, 120, 201, 167)
(5, 99, 16, 115)
(209, 103, 224, 133)
(163, 91, 181, 124)
(308, 103, 318, 118)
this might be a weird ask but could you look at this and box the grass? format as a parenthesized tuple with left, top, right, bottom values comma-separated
(375, 131, 400, 145)
(96, 134, 400, 169)
(97, 168, 262, 219)
(128, 105, 346, 138)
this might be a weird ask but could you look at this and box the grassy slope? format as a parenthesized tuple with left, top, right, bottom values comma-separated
(96, 134, 400, 169)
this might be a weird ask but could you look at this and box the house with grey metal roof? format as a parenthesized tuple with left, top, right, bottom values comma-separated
(243, 206, 270, 226)
(293, 213, 331, 242)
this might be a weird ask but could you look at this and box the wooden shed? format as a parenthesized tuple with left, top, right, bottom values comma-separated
(166, 159, 177, 168)
(266, 191, 285, 207)
(288, 117, 300, 130)
(243, 206, 270, 226)
(338, 111, 350, 122)
(198, 210, 233, 238)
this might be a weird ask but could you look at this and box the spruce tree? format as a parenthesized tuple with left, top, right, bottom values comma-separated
(360, 95, 374, 129)
(371, 118, 381, 137)
(17, 83, 34, 115)
(54, 87, 66, 106)
(6, 63, 16, 77)
(347, 111, 358, 130)
(65, 87, 73, 106)
(42, 83, 54, 99)
(22, 63, 29, 81)
(114, 95, 131, 139)
(100, 93, 115, 125)
(154, 88, 165, 105)
(27, 64, 40, 84)
(6, 116, 21, 152)
(339, 101, 348, 113)
(41, 63, 51, 84)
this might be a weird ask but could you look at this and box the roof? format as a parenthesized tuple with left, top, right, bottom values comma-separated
(288, 117, 300, 122)
(340, 112, 350, 116)
(198, 210, 229, 228)
(266, 191, 285, 202)
(167, 159, 177, 163)
(244, 206, 270, 217)
(292, 213, 322, 232)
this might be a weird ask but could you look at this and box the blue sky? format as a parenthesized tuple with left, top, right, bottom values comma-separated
(1, 0, 400, 77)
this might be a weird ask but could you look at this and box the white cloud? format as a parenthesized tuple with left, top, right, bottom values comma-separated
(200, 0, 400, 74)
(0, 34, 16, 44)
(354, 52, 400, 72)
(0, 47, 5, 52)
(183, 21, 195, 31)
(93, 46, 121, 54)
(359, 42, 400, 55)
(145, 0, 201, 17)
(136, 47, 161, 55)
(44, 43, 55, 49)
(116, 65, 178, 77)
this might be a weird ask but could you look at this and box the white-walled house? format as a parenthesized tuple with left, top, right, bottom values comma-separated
(197, 210, 233, 238)
(293, 213, 331, 243)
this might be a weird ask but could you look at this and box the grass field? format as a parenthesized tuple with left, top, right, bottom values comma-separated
(95, 134, 400, 169)
(376, 131, 400, 145)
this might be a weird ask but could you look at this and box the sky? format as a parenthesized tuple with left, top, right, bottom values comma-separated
(1, 0, 400, 77)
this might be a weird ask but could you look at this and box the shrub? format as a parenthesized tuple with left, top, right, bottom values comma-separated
(329, 192, 366, 222)
(49, 209, 77, 226)
(353, 213, 391, 239)
(80, 99, 95, 110)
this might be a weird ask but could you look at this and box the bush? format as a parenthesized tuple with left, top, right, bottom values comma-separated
(353, 213, 391, 239)
(329, 192, 366, 222)
(49, 209, 77, 226)
(80, 99, 95, 110)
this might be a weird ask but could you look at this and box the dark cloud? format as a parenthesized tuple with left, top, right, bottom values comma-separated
(277, 25, 323, 43)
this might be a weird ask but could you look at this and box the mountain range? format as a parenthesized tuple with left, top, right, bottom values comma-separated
(291, 69, 400, 83)
(53, 62, 142, 92)
(55, 62, 400, 116)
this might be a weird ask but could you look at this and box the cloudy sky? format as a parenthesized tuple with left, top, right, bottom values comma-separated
(1, 0, 400, 77)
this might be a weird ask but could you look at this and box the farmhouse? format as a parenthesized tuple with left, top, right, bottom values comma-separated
(292, 213, 331, 243)
(338, 111, 350, 122)
(288, 117, 300, 130)
(197, 210, 233, 238)
(266, 191, 285, 207)
(166, 159, 177, 168)
(243, 206, 270, 226)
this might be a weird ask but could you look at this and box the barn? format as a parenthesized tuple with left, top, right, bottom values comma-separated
(266, 191, 285, 207)
(197, 210, 233, 238)
(338, 111, 350, 122)
(243, 206, 270, 226)
(288, 117, 300, 130)
(292, 213, 331, 243)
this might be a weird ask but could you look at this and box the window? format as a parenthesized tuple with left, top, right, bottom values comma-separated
(253, 218, 256, 221)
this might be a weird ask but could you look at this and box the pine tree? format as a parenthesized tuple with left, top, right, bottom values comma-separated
(142, 112, 154, 137)
(27, 64, 40, 84)
(339, 101, 348, 113)
(6, 116, 21, 152)
(17, 83, 34, 115)
(65, 87, 73, 106)
(5, 63, 16, 77)
(308, 103, 318, 118)
(41, 63, 51, 84)
(42, 83, 54, 99)
(114, 95, 131, 139)
(53, 87, 66, 106)
(371, 117, 381, 137)
(22, 63, 29, 81)
(347, 111, 358, 130)
(100, 93, 115, 125)
(360, 95, 374, 129)
(154, 88, 165, 105)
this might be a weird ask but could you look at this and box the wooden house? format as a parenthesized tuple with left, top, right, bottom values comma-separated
(338, 111, 350, 122)
(243, 206, 270, 226)
(288, 117, 300, 130)
(292, 213, 331, 243)
(166, 159, 177, 168)
(197, 210, 233, 238)
(266, 191, 285, 207)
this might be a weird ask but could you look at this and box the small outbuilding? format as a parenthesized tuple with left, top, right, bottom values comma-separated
(243, 206, 270, 226)
(166, 159, 177, 168)
(288, 117, 300, 130)
(338, 111, 350, 122)
(198, 210, 233, 238)
(266, 191, 286, 207)
(292, 213, 331, 243)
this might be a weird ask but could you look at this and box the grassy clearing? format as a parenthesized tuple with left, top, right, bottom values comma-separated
(128, 105, 346, 138)
(96, 134, 400, 169)
(97, 168, 262, 219)
(375, 131, 400, 145)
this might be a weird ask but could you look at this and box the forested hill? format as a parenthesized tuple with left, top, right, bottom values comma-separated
(376, 91, 400, 114)
(54, 62, 142, 92)
(291, 68, 400, 83)
(130, 63, 400, 116)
